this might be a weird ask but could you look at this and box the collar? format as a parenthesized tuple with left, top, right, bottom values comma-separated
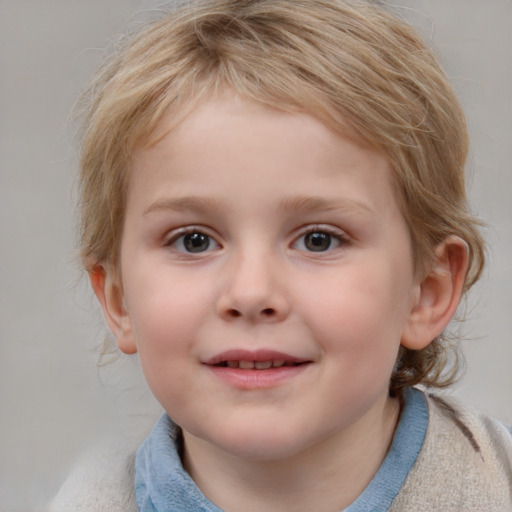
(135, 387, 428, 511)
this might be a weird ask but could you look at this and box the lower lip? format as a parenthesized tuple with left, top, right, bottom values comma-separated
(205, 364, 311, 389)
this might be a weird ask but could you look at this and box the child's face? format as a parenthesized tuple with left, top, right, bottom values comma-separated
(114, 93, 421, 460)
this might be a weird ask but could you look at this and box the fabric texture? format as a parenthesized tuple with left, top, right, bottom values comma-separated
(135, 414, 222, 512)
(50, 389, 512, 511)
(49, 439, 139, 512)
(388, 393, 512, 511)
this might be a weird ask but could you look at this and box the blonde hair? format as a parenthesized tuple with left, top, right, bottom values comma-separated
(77, 0, 485, 392)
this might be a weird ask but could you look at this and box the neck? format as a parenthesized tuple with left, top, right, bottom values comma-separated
(182, 395, 400, 512)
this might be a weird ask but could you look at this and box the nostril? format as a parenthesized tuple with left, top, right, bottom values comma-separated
(222, 306, 280, 320)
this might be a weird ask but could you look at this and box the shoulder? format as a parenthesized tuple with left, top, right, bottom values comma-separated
(425, 392, 512, 468)
(49, 437, 140, 512)
(390, 391, 512, 512)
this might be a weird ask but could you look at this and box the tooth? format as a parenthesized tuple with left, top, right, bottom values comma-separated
(239, 360, 255, 369)
(227, 360, 239, 368)
(272, 360, 285, 368)
(255, 361, 272, 370)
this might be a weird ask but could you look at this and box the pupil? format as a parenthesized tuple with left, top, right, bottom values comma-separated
(184, 233, 209, 252)
(305, 232, 331, 251)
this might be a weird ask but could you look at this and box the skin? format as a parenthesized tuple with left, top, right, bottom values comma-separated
(92, 92, 468, 511)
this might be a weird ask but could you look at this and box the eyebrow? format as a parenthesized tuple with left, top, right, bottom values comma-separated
(143, 195, 375, 219)
(143, 196, 225, 216)
(279, 195, 376, 218)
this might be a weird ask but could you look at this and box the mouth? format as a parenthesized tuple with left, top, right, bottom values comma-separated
(205, 349, 309, 368)
(204, 350, 311, 389)
(212, 360, 304, 370)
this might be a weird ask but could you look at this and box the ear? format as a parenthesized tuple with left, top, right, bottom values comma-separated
(401, 235, 469, 350)
(88, 265, 138, 354)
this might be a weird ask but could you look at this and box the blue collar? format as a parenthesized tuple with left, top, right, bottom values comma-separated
(343, 387, 428, 511)
(135, 387, 428, 511)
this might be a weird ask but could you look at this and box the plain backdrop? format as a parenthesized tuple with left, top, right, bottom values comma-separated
(1, 1, 511, 510)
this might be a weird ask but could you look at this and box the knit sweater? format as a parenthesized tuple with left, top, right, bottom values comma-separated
(49, 390, 512, 511)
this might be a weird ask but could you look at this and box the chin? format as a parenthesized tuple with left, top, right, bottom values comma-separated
(223, 440, 305, 462)
(198, 422, 316, 462)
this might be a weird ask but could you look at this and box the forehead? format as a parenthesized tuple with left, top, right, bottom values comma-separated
(128, 92, 400, 223)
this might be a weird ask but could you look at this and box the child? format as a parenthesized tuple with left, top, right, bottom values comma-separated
(52, 0, 512, 510)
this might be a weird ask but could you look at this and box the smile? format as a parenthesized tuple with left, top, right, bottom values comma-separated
(213, 360, 302, 369)
(205, 349, 309, 368)
(204, 350, 311, 389)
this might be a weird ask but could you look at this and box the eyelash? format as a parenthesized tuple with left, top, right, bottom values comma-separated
(293, 226, 349, 253)
(164, 227, 220, 254)
(163, 225, 349, 255)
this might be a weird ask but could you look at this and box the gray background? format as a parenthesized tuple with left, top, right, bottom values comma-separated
(1, 1, 511, 510)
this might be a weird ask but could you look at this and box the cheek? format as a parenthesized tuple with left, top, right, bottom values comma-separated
(123, 270, 214, 355)
(123, 274, 210, 411)
(300, 269, 409, 363)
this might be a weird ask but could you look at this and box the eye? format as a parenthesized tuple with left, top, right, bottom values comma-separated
(166, 229, 220, 254)
(293, 228, 346, 252)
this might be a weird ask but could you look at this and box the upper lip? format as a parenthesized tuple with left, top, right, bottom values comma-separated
(204, 349, 309, 366)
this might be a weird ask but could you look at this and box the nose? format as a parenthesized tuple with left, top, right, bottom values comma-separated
(216, 250, 290, 323)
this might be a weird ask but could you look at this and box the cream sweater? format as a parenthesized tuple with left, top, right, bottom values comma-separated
(50, 391, 512, 511)
(388, 393, 512, 511)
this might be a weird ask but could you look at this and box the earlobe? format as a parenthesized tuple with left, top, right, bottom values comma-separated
(88, 265, 138, 355)
(401, 236, 469, 350)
